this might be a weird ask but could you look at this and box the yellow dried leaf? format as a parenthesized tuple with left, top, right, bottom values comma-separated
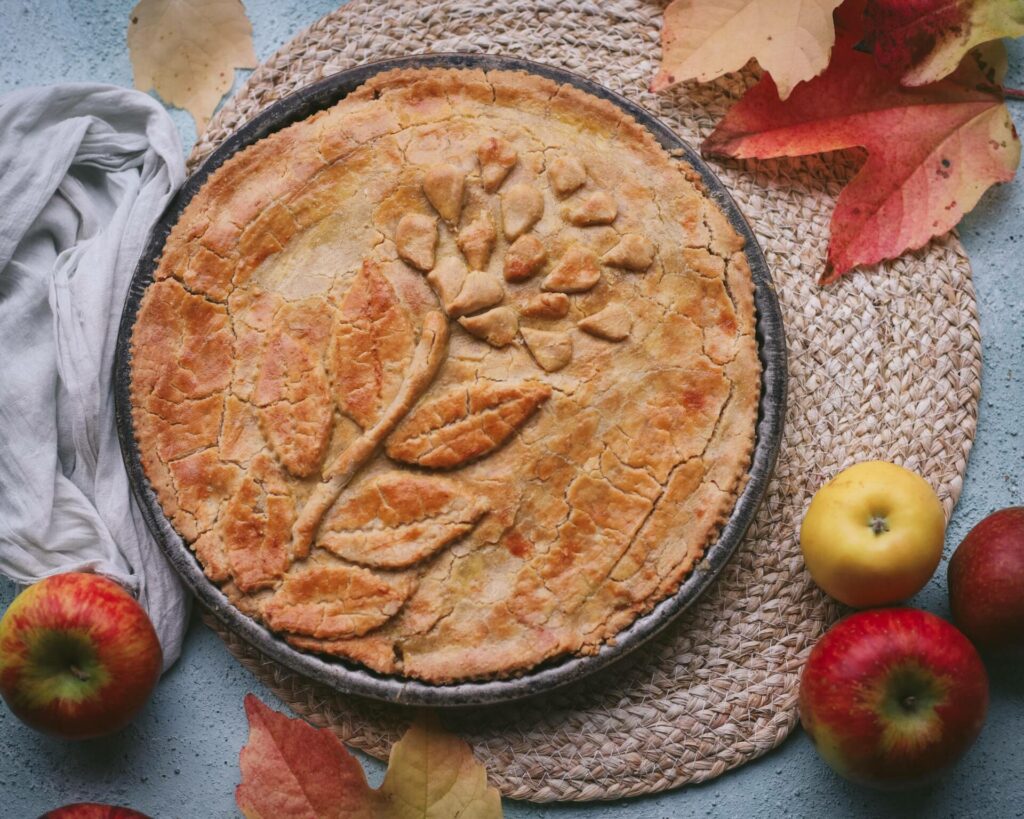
(651, 0, 844, 100)
(380, 713, 504, 819)
(128, 0, 257, 131)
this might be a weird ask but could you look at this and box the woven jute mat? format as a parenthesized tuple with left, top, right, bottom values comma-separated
(190, 0, 981, 802)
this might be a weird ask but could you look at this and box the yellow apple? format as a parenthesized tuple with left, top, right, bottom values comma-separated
(800, 461, 945, 608)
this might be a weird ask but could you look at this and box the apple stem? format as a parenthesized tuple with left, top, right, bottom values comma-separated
(1005, 87, 1024, 102)
(69, 665, 89, 683)
(901, 695, 917, 713)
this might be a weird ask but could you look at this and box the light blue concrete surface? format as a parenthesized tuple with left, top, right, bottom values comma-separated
(1, 2, 1021, 816)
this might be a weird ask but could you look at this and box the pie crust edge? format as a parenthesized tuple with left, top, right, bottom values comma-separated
(129, 67, 761, 683)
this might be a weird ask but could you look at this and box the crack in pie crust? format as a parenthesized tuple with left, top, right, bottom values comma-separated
(130, 67, 760, 683)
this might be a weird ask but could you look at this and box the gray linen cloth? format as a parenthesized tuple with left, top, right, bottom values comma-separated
(0, 84, 188, 670)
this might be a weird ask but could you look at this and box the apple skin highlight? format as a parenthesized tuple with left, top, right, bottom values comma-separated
(948, 507, 1024, 650)
(0, 572, 162, 740)
(800, 608, 988, 789)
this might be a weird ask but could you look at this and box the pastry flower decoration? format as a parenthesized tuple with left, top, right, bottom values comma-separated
(239, 136, 656, 638)
(395, 137, 656, 369)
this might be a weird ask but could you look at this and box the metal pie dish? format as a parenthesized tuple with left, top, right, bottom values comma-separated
(114, 53, 787, 707)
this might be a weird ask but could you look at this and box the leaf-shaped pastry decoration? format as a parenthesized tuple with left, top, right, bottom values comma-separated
(386, 380, 552, 469)
(329, 260, 415, 429)
(220, 456, 294, 593)
(290, 312, 450, 560)
(263, 564, 416, 640)
(253, 302, 334, 478)
(319, 473, 491, 568)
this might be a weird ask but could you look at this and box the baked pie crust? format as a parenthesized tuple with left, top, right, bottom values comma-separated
(130, 68, 760, 683)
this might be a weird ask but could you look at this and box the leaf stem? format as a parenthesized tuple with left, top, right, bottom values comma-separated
(288, 312, 450, 558)
(1004, 87, 1024, 102)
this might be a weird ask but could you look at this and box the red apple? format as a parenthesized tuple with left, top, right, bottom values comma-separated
(800, 608, 988, 788)
(0, 572, 162, 739)
(40, 804, 151, 819)
(948, 507, 1024, 650)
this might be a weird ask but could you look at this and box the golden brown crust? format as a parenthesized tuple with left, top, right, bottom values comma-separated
(130, 67, 760, 683)
(319, 472, 491, 569)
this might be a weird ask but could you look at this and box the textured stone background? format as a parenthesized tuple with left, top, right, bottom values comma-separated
(0, 1, 1021, 816)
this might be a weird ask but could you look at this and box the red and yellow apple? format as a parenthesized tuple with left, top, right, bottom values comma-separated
(948, 507, 1024, 650)
(800, 608, 988, 788)
(800, 461, 945, 607)
(40, 804, 151, 819)
(0, 572, 162, 739)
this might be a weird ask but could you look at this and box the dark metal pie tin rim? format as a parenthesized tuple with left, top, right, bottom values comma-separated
(114, 53, 787, 708)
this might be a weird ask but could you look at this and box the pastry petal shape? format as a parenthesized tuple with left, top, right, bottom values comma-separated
(395, 213, 437, 271)
(386, 380, 552, 469)
(542, 245, 601, 293)
(548, 156, 587, 196)
(563, 191, 618, 226)
(456, 210, 497, 269)
(426, 256, 467, 313)
(446, 270, 505, 319)
(602, 233, 655, 271)
(477, 136, 518, 192)
(503, 234, 547, 282)
(578, 302, 632, 341)
(521, 292, 570, 319)
(521, 327, 573, 372)
(423, 163, 465, 223)
(501, 183, 544, 240)
(319, 473, 491, 568)
(459, 305, 518, 347)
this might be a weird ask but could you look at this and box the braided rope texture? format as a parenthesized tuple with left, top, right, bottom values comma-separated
(190, 0, 981, 802)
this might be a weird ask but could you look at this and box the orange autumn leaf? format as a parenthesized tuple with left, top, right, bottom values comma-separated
(128, 0, 257, 131)
(236, 695, 503, 819)
(652, 0, 845, 99)
(703, 20, 1020, 282)
(236, 695, 374, 819)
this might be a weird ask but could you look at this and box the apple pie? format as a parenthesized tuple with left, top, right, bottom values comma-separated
(130, 67, 760, 682)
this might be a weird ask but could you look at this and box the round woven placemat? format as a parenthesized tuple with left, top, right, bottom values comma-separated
(190, 0, 981, 802)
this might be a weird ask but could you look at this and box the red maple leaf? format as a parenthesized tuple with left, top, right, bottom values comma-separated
(235, 695, 373, 819)
(866, 0, 1024, 86)
(703, 5, 1020, 282)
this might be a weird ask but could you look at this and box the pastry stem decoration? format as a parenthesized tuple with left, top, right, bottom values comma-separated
(289, 310, 450, 558)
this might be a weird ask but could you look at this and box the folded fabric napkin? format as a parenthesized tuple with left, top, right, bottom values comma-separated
(0, 84, 188, 670)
